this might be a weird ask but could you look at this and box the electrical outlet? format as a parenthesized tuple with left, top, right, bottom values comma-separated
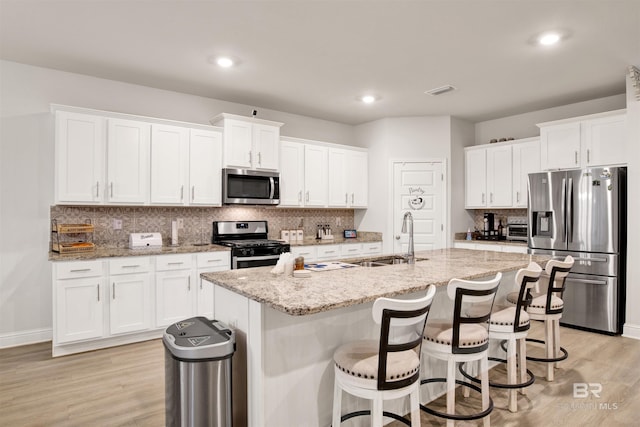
(336, 217, 342, 226)
(177, 218, 184, 229)
(112, 219, 123, 230)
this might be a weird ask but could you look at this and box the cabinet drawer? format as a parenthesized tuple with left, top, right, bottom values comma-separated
(361, 242, 382, 255)
(156, 254, 193, 271)
(316, 244, 341, 260)
(196, 252, 230, 270)
(291, 246, 317, 261)
(340, 243, 362, 257)
(55, 260, 104, 279)
(109, 257, 152, 275)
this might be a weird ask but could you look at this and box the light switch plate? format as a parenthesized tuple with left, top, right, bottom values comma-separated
(112, 219, 122, 230)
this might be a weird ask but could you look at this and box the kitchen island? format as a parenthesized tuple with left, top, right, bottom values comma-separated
(201, 248, 548, 426)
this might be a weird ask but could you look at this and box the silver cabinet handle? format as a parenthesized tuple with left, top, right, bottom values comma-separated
(306, 191, 309, 202)
(207, 259, 221, 263)
(568, 277, 608, 286)
(180, 185, 184, 201)
(200, 278, 203, 290)
(168, 262, 184, 265)
(482, 193, 485, 204)
(298, 191, 302, 202)
(490, 193, 494, 203)
(587, 149, 590, 163)
(187, 276, 191, 291)
(112, 282, 116, 300)
(122, 265, 140, 268)
(192, 186, 195, 201)
(575, 151, 578, 165)
(326, 250, 336, 254)
(345, 193, 348, 204)
(258, 152, 262, 166)
(71, 268, 91, 272)
(516, 191, 520, 203)
(249, 151, 252, 165)
(110, 182, 114, 198)
(97, 284, 100, 302)
(351, 193, 354, 204)
(96, 181, 100, 198)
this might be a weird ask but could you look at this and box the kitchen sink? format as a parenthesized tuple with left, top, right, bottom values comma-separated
(357, 255, 428, 267)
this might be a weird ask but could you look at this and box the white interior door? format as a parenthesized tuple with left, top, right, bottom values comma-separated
(393, 161, 445, 254)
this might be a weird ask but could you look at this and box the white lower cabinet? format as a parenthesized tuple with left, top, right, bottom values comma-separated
(291, 245, 318, 262)
(316, 244, 342, 261)
(155, 254, 195, 328)
(340, 243, 362, 258)
(291, 242, 382, 262)
(361, 242, 383, 256)
(452, 241, 527, 254)
(54, 260, 105, 344)
(52, 251, 231, 356)
(108, 257, 152, 335)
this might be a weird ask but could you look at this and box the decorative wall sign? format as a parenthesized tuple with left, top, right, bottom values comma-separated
(409, 196, 425, 210)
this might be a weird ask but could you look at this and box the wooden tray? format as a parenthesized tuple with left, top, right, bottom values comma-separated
(52, 242, 96, 253)
(52, 223, 95, 233)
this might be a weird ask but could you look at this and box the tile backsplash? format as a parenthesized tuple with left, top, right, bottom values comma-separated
(471, 208, 527, 231)
(50, 205, 355, 247)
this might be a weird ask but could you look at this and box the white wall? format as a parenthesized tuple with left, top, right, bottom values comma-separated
(623, 68, 640, 339)
(474, 94, 626, 145)
(449, 117, 476, 235)
(0, 60, 355, 347)
(354, 116, 452, 254)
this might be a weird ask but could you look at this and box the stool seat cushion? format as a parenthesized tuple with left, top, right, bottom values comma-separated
(423, 321, 488, 348)
(333, 339, 420, 381)
(490, 306, 530, 327)
(506, 292, 564, 314)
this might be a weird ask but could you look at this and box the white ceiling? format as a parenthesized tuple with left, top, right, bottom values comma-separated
(1, 0, 639, 125)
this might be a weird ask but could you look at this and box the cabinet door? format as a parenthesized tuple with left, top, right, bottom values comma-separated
(304, 145, 328, 207)
(316, 244, 341, 261)
(328, 148, 348, 207)
(347, 150, 368, 208)
(109, 273, 152, 335)
(465, 148, 487, 208)
(279, 141, 305, 206)
(340, 243, 362, 258)
(540, 122, 581, 170)
(106, 119, 150, 203)
(290, 245, 318, 262)
(223, 119, 252, 168)
(361, 242, 382, 256)
(253, 124, 280, 170)
(55, 111, 105, 204)
(156, 270, 195, 327)
(55, 278, 104, 343)
(189, 129, 223, 205)
(582, 114, 627, 166)
(512, 139, 540, 208)
(150, 124, 189, 205)
(486, 145, 512, 207)
(196, 252, 231, 319)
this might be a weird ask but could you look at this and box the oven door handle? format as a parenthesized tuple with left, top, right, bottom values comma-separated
(269, 177, 275, 200)
(235, 254, 281, 262)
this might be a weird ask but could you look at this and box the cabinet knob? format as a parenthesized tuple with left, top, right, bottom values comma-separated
(395, 235, 400, 240)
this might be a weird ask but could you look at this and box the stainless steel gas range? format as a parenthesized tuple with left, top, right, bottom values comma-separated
(212, 220, 290, 269)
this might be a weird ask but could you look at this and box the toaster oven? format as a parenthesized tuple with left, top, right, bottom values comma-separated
(506, 223, 528, 241)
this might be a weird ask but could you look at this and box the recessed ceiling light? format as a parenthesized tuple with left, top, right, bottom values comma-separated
(216, 56, 234, 68)
(538, 32, 561, 46)
(360, 95, 377, 104)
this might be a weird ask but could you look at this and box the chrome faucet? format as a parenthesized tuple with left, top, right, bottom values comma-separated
(401, 212, 415, 264)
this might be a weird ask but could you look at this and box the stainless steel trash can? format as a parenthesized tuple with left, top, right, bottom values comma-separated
(163, 317, 236, 427)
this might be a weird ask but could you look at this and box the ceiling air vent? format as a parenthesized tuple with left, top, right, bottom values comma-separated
(424, 85, 456, 96)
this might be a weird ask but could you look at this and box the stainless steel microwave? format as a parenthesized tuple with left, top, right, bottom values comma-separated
(222, 168, 280, 205)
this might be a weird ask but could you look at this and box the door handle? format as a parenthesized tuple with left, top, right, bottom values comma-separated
(567, 177, 573, 243)
(395, 235, 400, 240)
(269, 177, 275, 199)
(561, 178, 566, 242)
(567, 277, 608, 286)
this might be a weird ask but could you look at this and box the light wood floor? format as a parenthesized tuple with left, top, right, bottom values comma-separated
(1, 322, 639, 426)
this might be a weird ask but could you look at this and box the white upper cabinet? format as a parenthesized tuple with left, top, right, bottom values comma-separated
(150, 124, 189, 205)
(210, 114, 283, 170)
(189, 129, 223, 206)
(328, 148, 368, 208)
(539, 110, 626, 170)
(304, 144, 328, 207)
(55, 111, 105, 204)
(106, 118, 150, 204)
(279, 140, 306, 206)
(512, 138, 540, 208)
(465, 139, 536, 209)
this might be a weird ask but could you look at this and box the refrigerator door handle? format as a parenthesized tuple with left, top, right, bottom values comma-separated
(567, 277, 608, 286)
(567, 177, 573, 243)
(551, 255, 608, 263)
(561, 178, 567, 242)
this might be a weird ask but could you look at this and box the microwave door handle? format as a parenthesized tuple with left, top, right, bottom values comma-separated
(269, 177, 275, 199)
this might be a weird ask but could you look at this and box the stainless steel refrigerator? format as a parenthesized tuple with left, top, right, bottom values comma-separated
(528, 167, 626, 334)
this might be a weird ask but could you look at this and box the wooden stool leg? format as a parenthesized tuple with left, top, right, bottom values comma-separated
(546, 319, 554, 381)
(410, 387, 420, 426)
(507, 337, 517, 412)
(332, 378, 342, 427)
(372, 395, 383, 427)
(481, 355, 491, 427)
(518, 337, 527, 396)
(554, 319, 561, 369)
(447, 358, 456, 427)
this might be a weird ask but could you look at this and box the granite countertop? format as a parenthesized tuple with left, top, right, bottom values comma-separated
(201, 248, 549, 316)
(288, 231, 382, 246)
(453, 238, 528, 247)
(48, 243, 230, 261)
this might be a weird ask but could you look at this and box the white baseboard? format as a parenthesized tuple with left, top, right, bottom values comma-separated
(0, 328, 52, 349)
(622, 323, 640, 340)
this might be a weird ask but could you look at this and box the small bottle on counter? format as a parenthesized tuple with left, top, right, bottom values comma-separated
(295, 256, 305, 271)
(466, 228, 472, 240)
(498, 220, 503, 238)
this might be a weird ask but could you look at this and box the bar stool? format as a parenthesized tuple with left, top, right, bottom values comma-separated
(332, 285, 436, 427)
(421, 273, 501, 427)
(506, 256, 574, 381)
(460, 262, 542, 413)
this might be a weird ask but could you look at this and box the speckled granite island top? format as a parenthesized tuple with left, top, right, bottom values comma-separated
(201, 248, 549, 316)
